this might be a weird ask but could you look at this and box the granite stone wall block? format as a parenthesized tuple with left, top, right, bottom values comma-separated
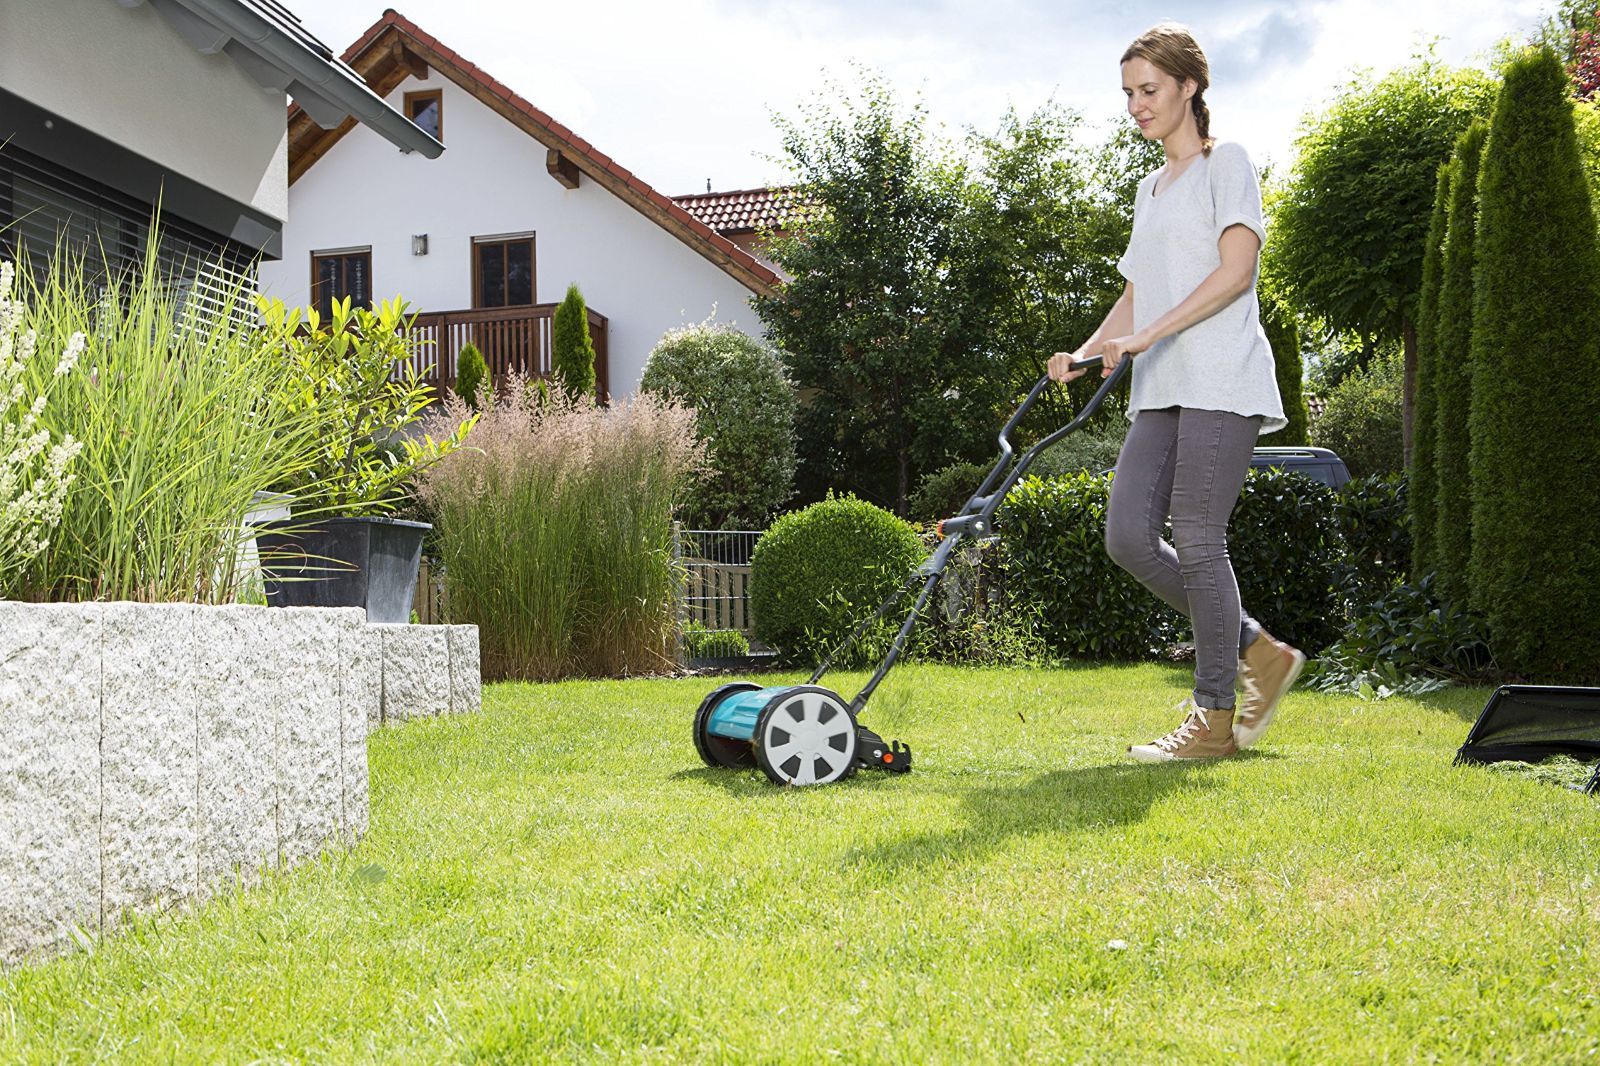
(194, 605, 278, 897)
(0, 602, 102, 966)
(380, 624, 450, 723)
(337, 611, 373, 845)
(273, 608, 345, 867)
(101, 603, 198, 928)
(448, 625, 482, 716)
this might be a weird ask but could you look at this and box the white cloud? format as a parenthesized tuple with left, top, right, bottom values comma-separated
(301, 0, 1552, 191)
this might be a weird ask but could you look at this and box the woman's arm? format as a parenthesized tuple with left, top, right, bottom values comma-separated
(1048, 282, 1135, 382)
(1098, 224, 1260, 372)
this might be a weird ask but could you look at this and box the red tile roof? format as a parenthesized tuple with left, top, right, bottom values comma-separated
(287, 10, 779, 296)
(673, 187, 808, 235)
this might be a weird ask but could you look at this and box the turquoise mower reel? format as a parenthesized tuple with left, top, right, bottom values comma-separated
(692, 354, 1129, 787)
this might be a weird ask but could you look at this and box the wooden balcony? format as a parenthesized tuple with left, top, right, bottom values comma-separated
(400, 304, 610, 400)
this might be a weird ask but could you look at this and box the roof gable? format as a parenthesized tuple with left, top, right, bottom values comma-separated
(287, 9, 778, 296)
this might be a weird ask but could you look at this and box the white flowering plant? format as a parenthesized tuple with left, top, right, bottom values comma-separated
(0, 260, 82, 585)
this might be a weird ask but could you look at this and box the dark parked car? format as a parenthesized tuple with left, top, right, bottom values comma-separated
(1248, 446, 1350, 489)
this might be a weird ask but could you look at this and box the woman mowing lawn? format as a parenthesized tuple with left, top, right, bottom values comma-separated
(1049, 22, 1304, 762)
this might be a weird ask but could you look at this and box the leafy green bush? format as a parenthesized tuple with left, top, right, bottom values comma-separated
(999, 468, 1344, 660)
(1333, 473, 1411, 611)
(997, 473, 1176, 659)
(749, 493, 926, 666)
(455, 342, 487, 410)
(551, 283, 597, 400)
(259, 296, 474, 517)
(1229, 469, 1344, 655)
(1304, 573, 1495, 697)
(908, 460, 992, 523)
(639, 323, 797, 529)
(1469, 48, 1600, 681)
(683, 621, 751, 659)
(1311, 351, 1403, 479)
(1026, 425, 1127, 481)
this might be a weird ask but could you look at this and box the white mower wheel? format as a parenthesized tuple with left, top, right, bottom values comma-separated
(754, 687, 858, 786)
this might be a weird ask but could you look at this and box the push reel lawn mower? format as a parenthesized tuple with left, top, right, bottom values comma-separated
(692, 355, 1131, 786)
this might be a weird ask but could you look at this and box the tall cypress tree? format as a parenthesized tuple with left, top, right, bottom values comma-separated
(1410, 162, 1452, 579)
(1433, 122, 1487, 603)
(1469, 49, 1600, 679)
(1260, 293, 1311, 445)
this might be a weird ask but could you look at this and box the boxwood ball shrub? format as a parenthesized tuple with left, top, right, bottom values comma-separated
(750, 493, 926, 666)
(640, 322, 797, 529)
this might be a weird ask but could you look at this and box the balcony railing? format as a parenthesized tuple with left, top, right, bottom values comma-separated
(400, 304, 610, 399)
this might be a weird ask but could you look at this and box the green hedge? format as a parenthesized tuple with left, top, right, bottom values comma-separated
(1469, 49, 1600, 680)
(1410, 162, 1452, 578)
(1333, 473, 1411, 612)
(998, 468, 1349, 659)
(749, 493, 926, 665)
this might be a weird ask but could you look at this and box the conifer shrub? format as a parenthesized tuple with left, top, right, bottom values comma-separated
(551, 283, 597, 400)
(1410, 162, 1453, 578)
(1261, 294, 1311, 446)
(455, 342, 487, 410)
(1433, 121, 1488, 603)
(1468, 48, 1600, 679)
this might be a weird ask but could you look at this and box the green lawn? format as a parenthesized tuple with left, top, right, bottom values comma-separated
(4, 664, 1599, 1062)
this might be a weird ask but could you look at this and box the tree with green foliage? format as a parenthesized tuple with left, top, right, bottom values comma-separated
(1469, 48, 1600, 679)
(755, 76, 987, 513)
(1432, 122, 1488, 603)
(1267, 54, 1496, 465)
(551, 283, 597, 401)
(1259, 293, 1310, 445)
(955, 110, 1161, 441)
(1311, 351, 1404, 480)
(756, 79, 1153, 514)
(1410, 162, 1453, 579)
(454, 342, 487, 410)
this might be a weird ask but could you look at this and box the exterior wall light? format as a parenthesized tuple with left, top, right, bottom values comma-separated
(411, 234, 428, 256)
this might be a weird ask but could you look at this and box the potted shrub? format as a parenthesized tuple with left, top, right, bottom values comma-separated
(253, 296, 476, 622)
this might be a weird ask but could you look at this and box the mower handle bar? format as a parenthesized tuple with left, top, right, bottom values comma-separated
(934, 354, 1130, 541)
(825, 354, 1130, 710)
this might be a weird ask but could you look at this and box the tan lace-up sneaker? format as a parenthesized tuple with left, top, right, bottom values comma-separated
(1128, 699, 1239, 762)
(1233, 631, 1306, 749)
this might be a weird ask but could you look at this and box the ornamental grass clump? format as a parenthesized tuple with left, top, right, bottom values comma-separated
(0, 261, 82, 584)
(11, 241, 330, 603)
(418, 377, 701, 680)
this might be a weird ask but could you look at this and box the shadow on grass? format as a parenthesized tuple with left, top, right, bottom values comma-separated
(838, 754, 1280, 875)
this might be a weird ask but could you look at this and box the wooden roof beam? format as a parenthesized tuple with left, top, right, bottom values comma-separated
(547, 149, 580, 189)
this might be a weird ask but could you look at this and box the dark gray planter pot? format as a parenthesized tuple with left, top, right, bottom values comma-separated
(256, 516, 430, 623)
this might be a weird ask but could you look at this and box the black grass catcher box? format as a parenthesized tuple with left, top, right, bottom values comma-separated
(1456, 685, 1600, 794)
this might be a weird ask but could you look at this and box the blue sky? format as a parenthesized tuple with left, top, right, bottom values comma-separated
(301, 0, 1550, 194)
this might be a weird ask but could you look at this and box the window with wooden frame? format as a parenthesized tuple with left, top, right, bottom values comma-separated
(404, 89, 443, 143)
(310, 247, 372, 319)
(472, 233, 536, 308)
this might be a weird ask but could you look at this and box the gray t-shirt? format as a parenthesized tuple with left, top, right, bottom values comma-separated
(1116, 141, 1286, 434)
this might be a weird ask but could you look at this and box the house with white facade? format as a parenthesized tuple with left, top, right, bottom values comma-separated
(259, 9, 784, 400)
(0, 0, 439, 301)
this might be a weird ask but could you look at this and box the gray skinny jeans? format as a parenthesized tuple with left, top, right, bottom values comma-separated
(1105, 406, 1263, 710)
